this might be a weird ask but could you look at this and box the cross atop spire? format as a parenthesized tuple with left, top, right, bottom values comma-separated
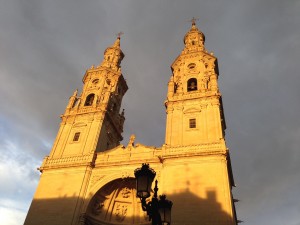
(116, 31, 124, 39)
(188, 17, 199, 26)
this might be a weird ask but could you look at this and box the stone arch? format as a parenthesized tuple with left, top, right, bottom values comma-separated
(85, 93, 95, 106)
(84, 177, 149, 225)
(83, 172, 135, 212)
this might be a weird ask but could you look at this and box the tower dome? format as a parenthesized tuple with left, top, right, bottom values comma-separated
(104, 36, 124, 61)
(100, 35, 124, 70)
(183, 20, 206, 52)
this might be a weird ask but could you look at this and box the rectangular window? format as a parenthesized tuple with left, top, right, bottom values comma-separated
(189, 119, 196, 128)
(73, 132, 80, 141)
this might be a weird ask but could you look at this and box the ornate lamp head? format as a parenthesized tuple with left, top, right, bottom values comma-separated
(134, 163, 156, 198)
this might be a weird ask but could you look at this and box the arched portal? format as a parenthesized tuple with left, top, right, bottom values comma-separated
(85, 178, 149, 225)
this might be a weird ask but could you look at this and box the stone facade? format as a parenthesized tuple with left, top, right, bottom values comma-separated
(25, 22, 237, 225)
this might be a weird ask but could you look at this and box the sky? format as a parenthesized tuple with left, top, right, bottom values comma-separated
(0, 0, 300, 224)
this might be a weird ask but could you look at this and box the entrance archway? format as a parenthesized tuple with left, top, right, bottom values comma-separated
(85, 178, 149, 225)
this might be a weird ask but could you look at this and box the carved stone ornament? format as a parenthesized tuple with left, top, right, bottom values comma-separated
(121, 187, 131, 198)
(86, 178, 145, 224)
(115, 203, 128, 222)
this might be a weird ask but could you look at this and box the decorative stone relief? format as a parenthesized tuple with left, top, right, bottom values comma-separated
(115, 203, 128, 222)
(120, 187, 131, 198)
(86, 178, 146, 224)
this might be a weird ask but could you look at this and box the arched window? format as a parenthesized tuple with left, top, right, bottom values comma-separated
(84, 94, 95, 106)
(187, 78, 197, 92)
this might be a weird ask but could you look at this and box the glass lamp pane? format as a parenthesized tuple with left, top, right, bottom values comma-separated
(137, 175, 150, 198)
(134, 163, 156, 198)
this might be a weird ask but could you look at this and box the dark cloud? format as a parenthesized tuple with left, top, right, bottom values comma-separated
(1, 0, 300, 224)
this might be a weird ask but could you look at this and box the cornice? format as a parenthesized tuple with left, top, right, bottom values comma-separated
(39, 153, 96, 172)
(167, 92, 221, 102)
(92, 140, 228, 167)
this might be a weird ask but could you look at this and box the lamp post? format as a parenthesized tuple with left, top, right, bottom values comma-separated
(134, 163, 173, 225)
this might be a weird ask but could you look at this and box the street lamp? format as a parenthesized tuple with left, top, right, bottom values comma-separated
(134, 163, 173, 225)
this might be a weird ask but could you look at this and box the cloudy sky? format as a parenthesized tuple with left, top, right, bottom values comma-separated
(0, 0, 300, 224)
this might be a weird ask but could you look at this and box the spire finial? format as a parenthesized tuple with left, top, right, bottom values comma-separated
(112, 32, 123, 48)
(116, 31, 124, 39)
(188, 17, 199, 26)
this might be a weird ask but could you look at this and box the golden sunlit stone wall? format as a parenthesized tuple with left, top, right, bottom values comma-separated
(24, 167, 92, 225)
(25, 23, 236, 225)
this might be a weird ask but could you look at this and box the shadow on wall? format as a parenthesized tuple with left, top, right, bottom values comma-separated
(25, 179, 235, 225)
(169, 190, 234, 225)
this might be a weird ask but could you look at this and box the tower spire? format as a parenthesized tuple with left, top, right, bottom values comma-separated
(112, 32, 123, 48)
(116, 31, 124, 39)
(165, 22, 222, 146)
(183, 18, 205, 53)
(99, 35, 124, 70)
(189, 17, 199, 26)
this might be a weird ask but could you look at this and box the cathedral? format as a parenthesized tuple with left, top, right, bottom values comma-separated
(25, 21, 237, 225)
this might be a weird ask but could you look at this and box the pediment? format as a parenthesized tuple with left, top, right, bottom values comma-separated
(95, 144, 160, 165)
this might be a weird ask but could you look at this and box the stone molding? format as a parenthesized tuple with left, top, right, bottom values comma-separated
(92, 140, 227, 167)
(39, 152, 96, 171)
(170, 91, 220, 101)
(38, 140, 227, 171)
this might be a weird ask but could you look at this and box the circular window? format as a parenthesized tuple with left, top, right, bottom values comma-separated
(92, 79, 99, 84)
(188, 63, 196, 69)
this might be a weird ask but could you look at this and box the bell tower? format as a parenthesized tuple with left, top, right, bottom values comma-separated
(162, 20, 237, 225)
(24, 36, 128, 225)
(165, 20, 225, 146)
(51, 35, 127, 158)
